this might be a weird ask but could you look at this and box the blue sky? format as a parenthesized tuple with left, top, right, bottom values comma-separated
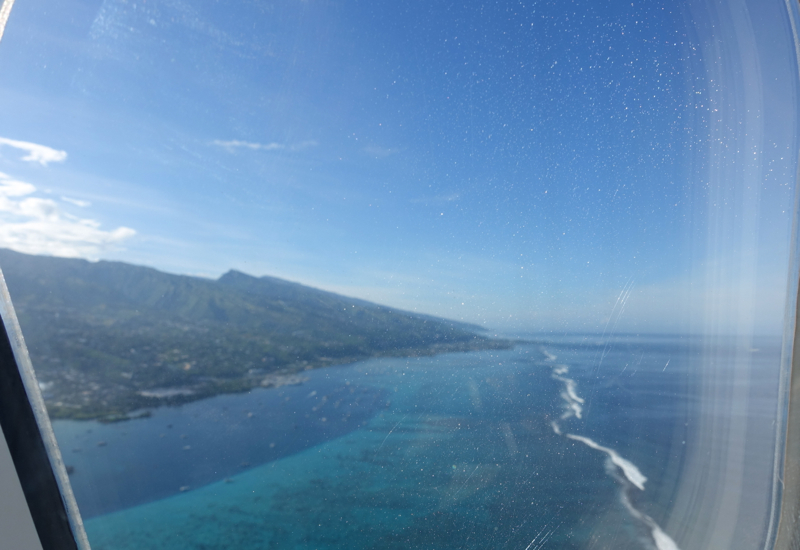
(0, 0, 797, 334)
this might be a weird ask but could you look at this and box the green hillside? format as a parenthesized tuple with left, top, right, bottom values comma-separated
(0, 249, 512, 421)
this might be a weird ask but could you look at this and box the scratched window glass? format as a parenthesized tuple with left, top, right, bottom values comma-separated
(0, 0, 798, 548)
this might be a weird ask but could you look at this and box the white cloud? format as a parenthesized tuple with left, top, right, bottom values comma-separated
(213, 139, 285, 152)
(61, 196, 92, 208)
(213, 139, 318, 152)
(0, 137, 67, 166)
(0, 173, 135, 258)
(0, 173, 37, 197)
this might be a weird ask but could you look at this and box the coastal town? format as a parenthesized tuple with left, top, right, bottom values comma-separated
(2, 248, 512, 421)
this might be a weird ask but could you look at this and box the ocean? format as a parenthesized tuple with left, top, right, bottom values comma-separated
(52, 334, 783, 550)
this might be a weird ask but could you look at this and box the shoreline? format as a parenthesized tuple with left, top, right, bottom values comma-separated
(46, 338, 517, 422)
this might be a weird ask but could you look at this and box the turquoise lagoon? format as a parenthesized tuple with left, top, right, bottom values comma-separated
(52, 337, 781, 550)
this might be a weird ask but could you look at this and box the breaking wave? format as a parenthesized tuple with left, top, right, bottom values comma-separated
(565, 434, 647, 490)
(543, 348, 680, 550)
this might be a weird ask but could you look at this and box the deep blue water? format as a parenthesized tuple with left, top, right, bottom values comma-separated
(54, 376, 389, 518)
(53, 335, 783, 550)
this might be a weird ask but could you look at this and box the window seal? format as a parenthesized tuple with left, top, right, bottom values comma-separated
(0, 268, 89, 550)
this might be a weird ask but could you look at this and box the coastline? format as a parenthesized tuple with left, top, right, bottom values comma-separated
(45, 337, 516, 422)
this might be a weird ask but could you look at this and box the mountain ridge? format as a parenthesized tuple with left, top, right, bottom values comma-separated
(0, 248, 512, 421)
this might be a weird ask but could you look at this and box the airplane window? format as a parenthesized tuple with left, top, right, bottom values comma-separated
(0, 0, 798, 549)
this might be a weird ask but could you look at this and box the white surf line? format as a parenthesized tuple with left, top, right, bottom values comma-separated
(565, 435, 681, 550)
(564, 379, 583, 406)
(541, 348, 558, 362)
(650, 527, 681, 550)
(562, 399, 582, 420)
(550, 364, 583, 420)
(610, 461, 682, 550)
(543, 350, 584, 421)
(542, 348, 680, 550)
(565, 434, 647, 490)
(545, 352, 584, 421)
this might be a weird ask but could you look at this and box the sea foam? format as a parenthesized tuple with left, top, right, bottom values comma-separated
(651, 527, 681, 550)
(565, 434, 647, 491)
(543, 348, 681, 550)
(551, 365, 583, 420)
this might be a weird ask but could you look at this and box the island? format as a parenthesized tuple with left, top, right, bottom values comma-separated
(0, 248, 514, 421)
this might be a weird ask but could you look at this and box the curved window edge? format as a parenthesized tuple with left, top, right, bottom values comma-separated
(770, 2, 800, 548)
